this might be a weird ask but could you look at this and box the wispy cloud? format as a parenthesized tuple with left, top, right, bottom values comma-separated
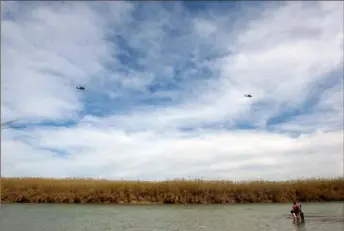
(1, 1, 343, 180)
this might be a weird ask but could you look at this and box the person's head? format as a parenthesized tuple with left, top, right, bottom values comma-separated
(293, 201, 297, 205)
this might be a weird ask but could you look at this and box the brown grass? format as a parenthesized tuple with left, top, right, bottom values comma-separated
(1, 177, 343, 204)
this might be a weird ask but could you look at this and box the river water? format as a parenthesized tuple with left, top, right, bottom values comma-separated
(0, 202, 343, 231)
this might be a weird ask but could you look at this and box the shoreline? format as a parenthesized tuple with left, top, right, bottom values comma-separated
(2, 201, 343, 206)
(2, 177, 343, 204)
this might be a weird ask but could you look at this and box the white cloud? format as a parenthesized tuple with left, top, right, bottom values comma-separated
(1, 1, 134, 122)
(1, 126, 342, 180)
(1, 1, 343, 180)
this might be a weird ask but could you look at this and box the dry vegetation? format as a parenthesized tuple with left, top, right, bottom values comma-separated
(1, 177, 343, 204)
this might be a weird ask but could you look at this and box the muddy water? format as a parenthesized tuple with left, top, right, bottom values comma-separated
(0, 202, 343, 231)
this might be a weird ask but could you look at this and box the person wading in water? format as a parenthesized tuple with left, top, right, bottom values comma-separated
(291, 201, 301, 219)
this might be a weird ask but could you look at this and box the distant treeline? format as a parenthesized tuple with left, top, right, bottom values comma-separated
(1, 177, 343, 204)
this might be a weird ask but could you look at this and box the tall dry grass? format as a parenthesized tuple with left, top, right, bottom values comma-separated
(1, 177, 343, 204)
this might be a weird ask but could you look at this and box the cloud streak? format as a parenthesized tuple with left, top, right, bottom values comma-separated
(1, 1, 343, 181)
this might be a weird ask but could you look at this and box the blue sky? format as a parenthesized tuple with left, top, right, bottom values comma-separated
(1, 1, 343, 181)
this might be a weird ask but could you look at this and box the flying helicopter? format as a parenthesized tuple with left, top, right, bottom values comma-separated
(244, 94, 252, 98)
(76, 86, 86, 90)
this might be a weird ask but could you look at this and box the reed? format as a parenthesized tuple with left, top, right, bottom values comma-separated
(1, 177, 343, 204)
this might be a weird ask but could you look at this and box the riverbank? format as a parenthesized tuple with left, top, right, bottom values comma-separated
(1, 177, 343, 204)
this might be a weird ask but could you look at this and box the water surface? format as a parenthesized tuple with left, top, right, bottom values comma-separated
(0, 202, 343, 231)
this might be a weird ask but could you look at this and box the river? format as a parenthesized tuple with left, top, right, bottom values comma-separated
(0, 202, 343, 231)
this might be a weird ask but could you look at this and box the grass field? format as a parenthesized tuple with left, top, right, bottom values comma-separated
(1, 177, 343, 204)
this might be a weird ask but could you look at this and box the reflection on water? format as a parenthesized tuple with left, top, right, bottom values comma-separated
(292, 219, 306, 231)
(0, 202, 343, 231)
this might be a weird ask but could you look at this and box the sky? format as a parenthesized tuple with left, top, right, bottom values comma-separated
(1, 1, 343, 181)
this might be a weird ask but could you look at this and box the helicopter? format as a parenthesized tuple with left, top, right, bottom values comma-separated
(76, 86, 86, 90)
(244, 94, 252, 98)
